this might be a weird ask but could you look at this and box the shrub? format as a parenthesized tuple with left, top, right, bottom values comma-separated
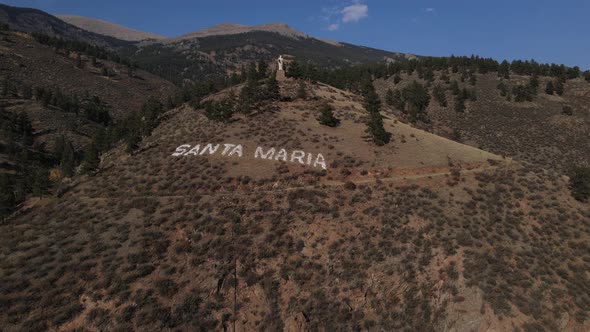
(344, 181, 357, 190)
(570, 167, 590, 201)
(562, 105, 573, 116)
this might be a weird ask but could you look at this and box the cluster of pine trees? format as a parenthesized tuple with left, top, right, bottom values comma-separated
(0, 111, 51, 219)
(31, 32, 132, 67)
(362, 80, 391, 145)
(203, 62, 280, 122)
(385, 81, 431, 122)
(286, 55, 589, 96)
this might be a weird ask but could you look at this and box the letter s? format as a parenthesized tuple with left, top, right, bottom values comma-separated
(172, 144, 191, 156)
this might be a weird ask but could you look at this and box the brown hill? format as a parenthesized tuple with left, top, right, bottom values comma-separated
(56, 15, 165, 42)
(2, 78, 589, 331)
(0, 31, 175, 118)
(172, 22, 340, 46)
(0, 4, 128, 48)
(374, 71, 590, 174)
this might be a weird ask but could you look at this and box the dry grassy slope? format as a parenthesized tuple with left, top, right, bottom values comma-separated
(56, 15, 165, 42)
(0, 31, 175, 118)
(374, 72, 590, 174)
(1, 80, 590, 332)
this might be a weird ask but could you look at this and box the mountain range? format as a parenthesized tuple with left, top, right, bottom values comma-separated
(0, 3, 589, 332)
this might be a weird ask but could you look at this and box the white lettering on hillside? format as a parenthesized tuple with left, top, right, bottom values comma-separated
(172, 143, 327, 170)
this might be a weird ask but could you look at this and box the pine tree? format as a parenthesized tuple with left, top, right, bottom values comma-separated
(265, 75, 280, 100)
(31, 164, 49, 197)
(287, 60, 303, 79)
(257, 59, 268, 79)
(22, 84, 32, 99)
(545, 81, 554, 95)
(363, 83, 391, 145)
(401, 81, 430, 122)
(367, 111, 391, 146)
(497, 81, 509, 96)
(454, 96, 465, 113)
(60, 141, 75, 177)
(529, 74, 539, 95)
(247, 62, 258, 81)
(317, 103, 340, 127)
(555, 80, 564, 96)
(433, 84, 447, 107)
(450, 80, 460, 95)
(296, 81, 307, 99)
(570, 167, 590, 201)
(82, 144, 100, 174)
(498, 60, 510, 79)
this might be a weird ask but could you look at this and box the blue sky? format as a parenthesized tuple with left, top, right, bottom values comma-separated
(5, 0, 590, 68)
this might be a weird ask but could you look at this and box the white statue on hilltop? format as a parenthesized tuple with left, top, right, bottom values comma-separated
(277, 55, 284, 71)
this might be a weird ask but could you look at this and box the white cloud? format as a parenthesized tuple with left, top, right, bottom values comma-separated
(328, 23, 340, 31)
(323, 1, 368, 31)
(425, 7, 435, 12)
(341, 4, 368, 23)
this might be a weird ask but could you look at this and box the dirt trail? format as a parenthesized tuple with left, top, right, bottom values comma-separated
(73, 161, 513, 201)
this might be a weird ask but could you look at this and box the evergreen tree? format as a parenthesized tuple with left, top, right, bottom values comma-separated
(0, 174, 16, 219)
(265, 75, 280, 100)
(454, 96, 465, 113)
(570, 167, 590, 201)
(204, 97, 234, 122)
(545, 81, 554, 95)
(393, 74, 402, 85)
(22, 85, 33, 99)
(363, 83, 391, 145)
(287, 60, 303, 79)
(31, 165, 49, 197)
(317, 103, 340, 127)
(385, 88, 404, 110)
(237, 79, 260, 113)
(450, 80, 460, 95)
(555, 80, 564, 96)
(296, 81, 307, 99)
(257, 59, 268, 79)
(433, 84, 447, 107)
(247, 62, 258, 81)
(498, 60, 510, 79)
(529, 74, 539, 94)
(60, 140, 76, 177)
(82, 144, 100, 174)
(497, 81, 509, 96)
(401, 81, 430, 122)
(367, 111, 391, 146)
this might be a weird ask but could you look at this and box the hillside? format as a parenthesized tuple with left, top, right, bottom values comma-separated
(173, 22, 340, 46)
(127, 30, 414, 85)
(0, 30, 175, 118)
(1, 78, 589, 331)
(56, 15, 165, 42)
(0, 4, 129, 48)
(374, 69, 590, 175)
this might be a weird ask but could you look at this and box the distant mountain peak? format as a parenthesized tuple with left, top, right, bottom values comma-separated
(173, 21, 340, 46)
(56, 14, 165, 41)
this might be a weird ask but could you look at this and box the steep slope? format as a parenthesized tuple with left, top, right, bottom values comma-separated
(129, 29, 414, 85)
(0, 30, 175, 118)
(0, 4, 129, 48)
(56, 15, 165, 41)
(375, 71, 590, 174)
(2, 79, 589, 331)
